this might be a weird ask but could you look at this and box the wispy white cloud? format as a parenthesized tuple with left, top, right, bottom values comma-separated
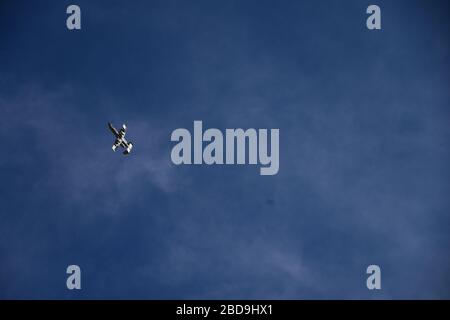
(0, 84, 178, 215)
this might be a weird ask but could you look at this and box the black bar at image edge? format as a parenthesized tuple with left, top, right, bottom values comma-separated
(0, 300, 448, 318)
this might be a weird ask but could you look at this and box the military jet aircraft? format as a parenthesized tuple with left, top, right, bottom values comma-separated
(108, 122, 133, 155)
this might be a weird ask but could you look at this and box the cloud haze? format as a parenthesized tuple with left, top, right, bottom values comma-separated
(0, 0, 449, 299)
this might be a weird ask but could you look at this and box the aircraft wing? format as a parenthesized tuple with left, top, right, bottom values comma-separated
(112, 139, 121, 151)
(118, 125, 126, 138)
(108, 123, 119, 137)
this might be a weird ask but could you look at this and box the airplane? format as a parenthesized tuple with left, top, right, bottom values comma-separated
(108, 122, 133, 155)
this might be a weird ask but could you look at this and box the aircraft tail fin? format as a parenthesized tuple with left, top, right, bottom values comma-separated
(123, 142, 133, 155)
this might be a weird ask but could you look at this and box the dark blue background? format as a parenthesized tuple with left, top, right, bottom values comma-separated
(0, 0, 449, 298)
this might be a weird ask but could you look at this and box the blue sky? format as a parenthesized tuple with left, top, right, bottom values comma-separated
(0, 0, 449, 299)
